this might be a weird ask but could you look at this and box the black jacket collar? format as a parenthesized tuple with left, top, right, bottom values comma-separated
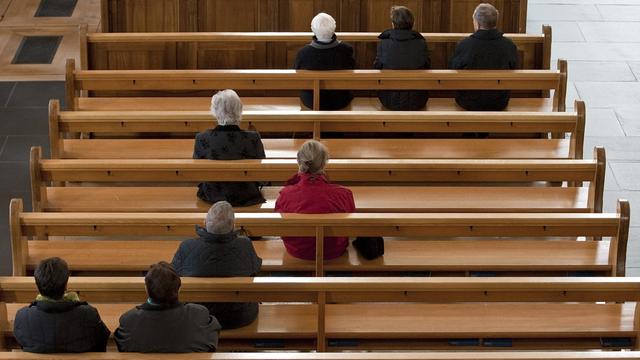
(213, 125, 242, 132)
(195, 225, 238, 244)
(310, 35, 341, 49)
(378, 29, 424, 41)
(31, 300, 88, 313)
(471, 28, 503, 40)
(137, 301, 182, 311)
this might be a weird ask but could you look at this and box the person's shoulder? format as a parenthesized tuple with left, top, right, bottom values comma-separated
(118, 305, 142, 323)
(14, 304, 33, 319)
(75, 302, 101, 316)
(184, 303, 211, 318)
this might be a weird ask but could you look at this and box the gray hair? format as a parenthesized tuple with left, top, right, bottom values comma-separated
(297, 140, 329, 174)
(210, 89, 242, 126)
(205, 201, 235, 234)
(391, 6, 414, 30)
(473, 3, 499, 29)
(311, 13, 336, 42)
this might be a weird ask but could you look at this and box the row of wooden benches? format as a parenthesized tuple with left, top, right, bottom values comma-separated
(10, 198, 630, 277)
(2, 276, 640, 351)
(80, 27, 552, 71)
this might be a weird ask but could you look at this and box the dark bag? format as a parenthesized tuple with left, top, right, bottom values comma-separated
(352, 236, 385, 260)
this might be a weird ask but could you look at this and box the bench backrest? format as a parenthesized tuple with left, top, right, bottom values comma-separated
(82, 27, 552, 71)
(10, 198, 629, 277)
(65, 59, 568, 111)
(48, 99, 586, 160)
(1, 276, 640, 351)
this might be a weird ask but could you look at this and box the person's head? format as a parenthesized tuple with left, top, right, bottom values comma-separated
(34, 257, 70, 300)
(145, 262, 181, 305)
(390, 6, 414, 30)
(210, 89, 243, 126)
(297, 140, 329, 175)
(311, 13, 336, 42)
(473, 3, 499, 31)
(205, 201, 235, 234)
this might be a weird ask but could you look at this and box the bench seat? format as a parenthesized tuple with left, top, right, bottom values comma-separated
(43, 186, 590, 213)
(60, 138, 571, 160)
(25, 239, 611, 273)
(75, 97, 555, 112)
(5, 302, 635, 340)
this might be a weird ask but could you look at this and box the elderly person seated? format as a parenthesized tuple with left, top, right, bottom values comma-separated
(294, 12, 356, 110)
(275, 140, 355, 260)
(172, 201, 262, 329)
(14, 257, 110, 353)
(374, 5, 430, 110)
(115, 262, 220, 352)
(194, 89, 266, 206)
(449, 3, 518, 110)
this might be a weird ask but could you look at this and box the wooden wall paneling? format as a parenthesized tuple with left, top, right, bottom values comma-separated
(198, 0, 261, 32)
(196, 41, 266, 69)
(338, 0, 361, 31)
(179, 0, 199, 31)
(259, 0, 282, 31)
(177, 42, 199, 69)
(420, 0, 444, 32)
(280, 0, 341, 32)
(362, 0, 422, 32)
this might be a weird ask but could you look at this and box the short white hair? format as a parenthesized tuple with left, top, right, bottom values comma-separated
(297, 140, 329, 174)
(211, 89, 242, 126)
(205, 201, 235, 234)
(311, 13, 336, 41)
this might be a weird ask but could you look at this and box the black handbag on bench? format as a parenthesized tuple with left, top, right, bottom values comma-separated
(352, 236, 385, 260)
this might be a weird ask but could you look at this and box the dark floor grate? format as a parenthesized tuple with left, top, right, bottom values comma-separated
(35, 0, 78, 17)
(11, 36, 63, 64)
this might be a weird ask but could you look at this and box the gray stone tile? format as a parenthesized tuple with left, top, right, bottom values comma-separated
(630, 62, 640, 79)
(527, 21, 585, 42)
(597, 5, 640, 21)
(610, 162, 640, 190)
(0, 162, 30, 193)
(0, 82, 15, 108)
(0, 224, 10, 276)
(605, 162, 622, 191)
(603, 190, 640, 226)
(529, 4, 602, 21)
(627, 267, 640, 276)
(615, 106, 640, 136)
(585, 136, 640, 161)
(0, 107, 49, 135)
(579, 22, 640, 42)
(568, 61, 636, 82)
(564, 82, 579, 111)
(6, 81, 65, 108)
(585, 108, 625, 137)
(574, 82, 640, 107)
(0, 135, 49, 162)
(625, 227, 640, 268)
(552, 42, 640, 61)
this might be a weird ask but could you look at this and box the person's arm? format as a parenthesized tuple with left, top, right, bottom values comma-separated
(347, 44, 356, 69)
(90, 307, 111, 352)
(423, 40, 431, 69)
(170, 243, 184, 273)
(509, 42, 518, 69)
(373, 42, 384, 69)
(193, 134, 207, 159)
(449, 42, 466, 69)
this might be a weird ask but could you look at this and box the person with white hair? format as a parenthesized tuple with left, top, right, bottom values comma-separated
(171, 201, 262, 329)
(275, 140, 355, 260)
(449, 3, 518, 111)
(293, 12, 356, 110)
(193, 89, 266, 206)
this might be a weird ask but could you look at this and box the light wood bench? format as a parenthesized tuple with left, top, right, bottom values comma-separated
(2, 277, 640, 351)
(81, 27, 552, 71)
(65, 59, 568, 111)
(29, 146, 606, 215)
(48, 100, 586, 160)
(10, 198, 629, 277)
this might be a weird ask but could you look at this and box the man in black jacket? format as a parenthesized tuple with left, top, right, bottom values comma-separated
(374, 5, 430, 110)
(449, 3, 518, 111)
(13, 257, 110, 353)
(115, 262, 221, 353)
(294, 12, 356, 110)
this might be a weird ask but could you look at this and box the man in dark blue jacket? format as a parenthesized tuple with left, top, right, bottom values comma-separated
(449, 3, 518, 110)
(14, 257, 110, 353)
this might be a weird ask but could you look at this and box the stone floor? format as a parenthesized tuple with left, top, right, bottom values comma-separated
(528, 0, 640, 274)
(0, 1, 639, 275)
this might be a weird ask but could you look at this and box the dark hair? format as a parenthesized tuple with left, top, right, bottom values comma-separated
(34, 257, 69, 300)
(391, 6, 414, 30)
(145, 261, 181, 304)
(473, 3, 499, 29)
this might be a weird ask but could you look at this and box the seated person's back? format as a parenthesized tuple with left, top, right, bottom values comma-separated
(172, 201, 262, 329)
(115, 262, 220, 353)
(194, 89, 266, 206)
(275, 140, 355, 260)
(14, 257, 110, 353)
(374, 6, 430, 110)
(294, 12, 356, 110)
(449, 3, 518, 111)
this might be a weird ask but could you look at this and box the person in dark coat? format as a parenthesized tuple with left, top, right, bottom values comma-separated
(275, 140, 355, 260)
(115, 262, 220, 353)
(294, 12, 356, 110)
(194, 89, 266, 207)
(13, 257, 110, 353)
(374, 6, 430, 110)
(449, 3, 518, 111)
(172, 201, 262, 329)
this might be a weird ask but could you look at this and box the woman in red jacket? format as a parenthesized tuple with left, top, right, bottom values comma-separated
(274, 140, 355, 260)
